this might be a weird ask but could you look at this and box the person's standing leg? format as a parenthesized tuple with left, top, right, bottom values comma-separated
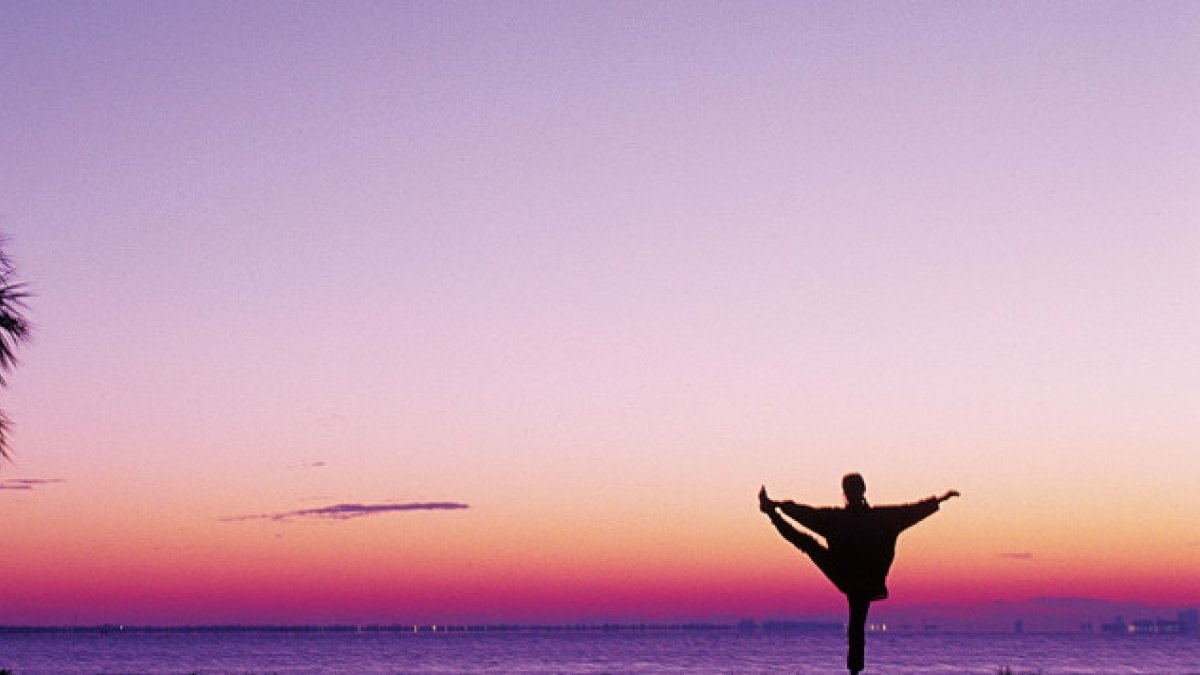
(846, 596, 870, 674)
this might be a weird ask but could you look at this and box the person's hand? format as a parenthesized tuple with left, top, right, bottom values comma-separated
(758, 486, 777, 513)
(939, 490, 960, 502)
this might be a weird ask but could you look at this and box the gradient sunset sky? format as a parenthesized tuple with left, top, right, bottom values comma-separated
(2, 2, 1198, 626)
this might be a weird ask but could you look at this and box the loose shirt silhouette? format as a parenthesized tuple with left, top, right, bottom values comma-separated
(779, 498, 938, 600)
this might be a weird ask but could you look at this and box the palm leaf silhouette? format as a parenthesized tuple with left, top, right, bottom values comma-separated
(0, 239, 30, 461)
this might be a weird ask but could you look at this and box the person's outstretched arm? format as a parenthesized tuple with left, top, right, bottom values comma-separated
(759, 486, 828, 552)
(887, 489, 960, 533)
(761, 486, 835, 536)
(761, 501, 821, 554)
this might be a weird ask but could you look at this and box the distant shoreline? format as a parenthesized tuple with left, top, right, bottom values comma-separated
(2, 622, 1194, 636)
(0, 623, 745, 634)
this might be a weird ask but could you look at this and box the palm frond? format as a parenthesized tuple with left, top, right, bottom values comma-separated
(0, 408, 10, 462)
(0, 280, 30, 382)
(0, 234, 30, 463)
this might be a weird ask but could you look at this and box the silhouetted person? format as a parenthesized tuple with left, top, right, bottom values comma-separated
(759, 474, 958, 674)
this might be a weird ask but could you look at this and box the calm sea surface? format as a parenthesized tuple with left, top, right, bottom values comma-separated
(2, 630, 1199, 673)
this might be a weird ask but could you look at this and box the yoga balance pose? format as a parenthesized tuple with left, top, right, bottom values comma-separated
(759, 474, 958, 674)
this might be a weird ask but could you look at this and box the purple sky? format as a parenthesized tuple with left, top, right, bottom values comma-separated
(2, 2, 1198, 625)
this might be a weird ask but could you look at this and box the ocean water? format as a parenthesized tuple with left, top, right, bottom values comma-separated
(2, 629, 1199, 674)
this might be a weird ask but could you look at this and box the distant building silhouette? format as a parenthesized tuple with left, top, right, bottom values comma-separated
(1100, 612, 1198, 635)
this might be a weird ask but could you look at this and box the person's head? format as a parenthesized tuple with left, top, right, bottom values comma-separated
(842, 473, 867, 506)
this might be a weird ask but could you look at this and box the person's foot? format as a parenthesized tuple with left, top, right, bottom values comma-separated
(758, 486, 776, 513)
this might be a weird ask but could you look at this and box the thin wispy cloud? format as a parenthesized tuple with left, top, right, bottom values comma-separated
(998, 552, 1033, 560)
(222, 501, 470, 523)
(0, 477, 65, 491)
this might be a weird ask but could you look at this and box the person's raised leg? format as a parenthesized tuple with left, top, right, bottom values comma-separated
(846, 596, 870, 674)
(760, 499, 850, 595)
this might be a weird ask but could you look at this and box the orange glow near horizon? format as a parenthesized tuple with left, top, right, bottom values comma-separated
(4, 485, 1197, 625)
